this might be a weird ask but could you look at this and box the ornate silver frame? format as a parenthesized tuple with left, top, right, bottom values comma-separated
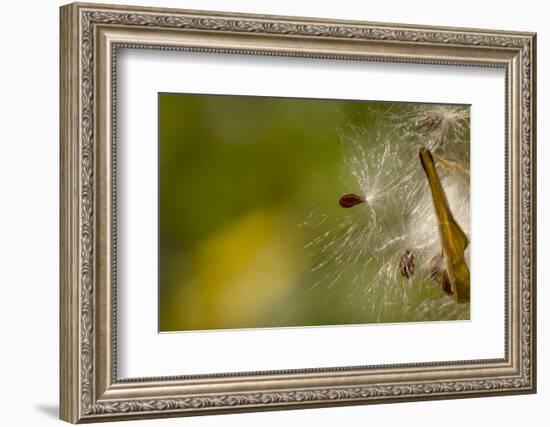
(60, 2, 537, 423)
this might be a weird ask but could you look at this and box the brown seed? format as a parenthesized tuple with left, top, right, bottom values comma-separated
(428, 253, 444, 281)
(399, 249, 415, 279)
(339, 193, 365, 208)
(441, 271, 454, 296)
(419, 115, 443, 133)
(427, 253, 454, 296)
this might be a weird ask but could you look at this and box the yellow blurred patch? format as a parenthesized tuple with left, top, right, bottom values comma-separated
(168, 209, 303, 330)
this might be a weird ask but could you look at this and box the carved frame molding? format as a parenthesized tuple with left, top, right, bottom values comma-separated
(60, 2, 536, 423)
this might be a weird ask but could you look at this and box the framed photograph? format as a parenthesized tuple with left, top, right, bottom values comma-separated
(60, 2, 537, 423)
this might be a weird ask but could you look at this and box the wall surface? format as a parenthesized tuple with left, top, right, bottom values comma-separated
(0, 0, 546, 425)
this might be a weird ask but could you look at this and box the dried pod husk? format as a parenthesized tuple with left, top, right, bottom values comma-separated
(427, 253, 454, 296)
(399, 249, 415, 279)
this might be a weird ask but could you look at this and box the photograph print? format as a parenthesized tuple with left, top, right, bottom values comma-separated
(158, 93, 471, 332)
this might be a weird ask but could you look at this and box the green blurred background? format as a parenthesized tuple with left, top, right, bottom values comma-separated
(158, 94, 464, 332)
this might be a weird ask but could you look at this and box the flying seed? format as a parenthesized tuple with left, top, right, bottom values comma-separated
(339, 193, 365, 208)
(427, 254, 454, 297)
(441, 271, 453, 296)
(399, 249, 415, 279)
(418, 115, 443, 133)
(428, 253, 444, 282)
